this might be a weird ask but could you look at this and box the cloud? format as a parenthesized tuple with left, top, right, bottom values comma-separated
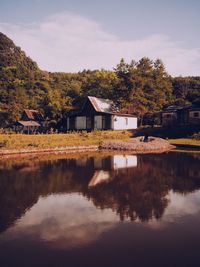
(3, 194, 119, 249)
(0, 12, 200, 76)
(145, 190, 200, 229)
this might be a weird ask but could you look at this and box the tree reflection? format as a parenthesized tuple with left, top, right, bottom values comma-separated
(0, 152, 200, 232)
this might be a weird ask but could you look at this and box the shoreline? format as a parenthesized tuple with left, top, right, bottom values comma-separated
(1, 135, 199, 158)
(0, 145, 99, 157)
(0, 137, 175, 157)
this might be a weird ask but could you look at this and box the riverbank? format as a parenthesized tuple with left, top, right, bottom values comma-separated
(0, 132, 175, 156)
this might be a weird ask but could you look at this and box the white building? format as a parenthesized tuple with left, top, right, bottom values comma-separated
(67, 96, 137, 131)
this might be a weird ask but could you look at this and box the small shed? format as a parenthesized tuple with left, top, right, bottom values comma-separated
(14, 109, 45, 133)
(21, 109, 45, 126)
(67, 96, 137, 131)
(14, 121, 41, 134)
(161, 105, 188, 126)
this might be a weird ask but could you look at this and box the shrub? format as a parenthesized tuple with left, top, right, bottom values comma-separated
(191, 132, 200, 140)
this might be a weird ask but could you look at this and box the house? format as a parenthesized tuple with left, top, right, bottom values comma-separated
(188, 106, 200, 125)
(21, 109, 44, 124)
(14, 109, 45, 133)
(88, 155, 137, 187)
(161, 104, 200, 126)
(66, 96, 137, 131)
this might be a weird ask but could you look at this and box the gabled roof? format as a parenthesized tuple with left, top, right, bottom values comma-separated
(23, 109, 44, 121)
(163, 104, 200, 113)
(87, 96, 119, 113)
(68, 96, 137, 117)
(88, 171, 110, 187)
(163, 105, 185, 112)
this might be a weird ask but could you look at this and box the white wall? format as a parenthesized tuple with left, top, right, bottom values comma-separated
(75, 116, 86, 130)
(112, 155, 137, 170)
(111, 115, 137, 130)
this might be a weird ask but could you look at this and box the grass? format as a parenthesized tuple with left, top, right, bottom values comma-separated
(169, 138, 200, 147)
(0, 130, 131, 150)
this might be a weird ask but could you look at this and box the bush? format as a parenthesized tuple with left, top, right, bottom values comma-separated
(191, 132, 200, 140)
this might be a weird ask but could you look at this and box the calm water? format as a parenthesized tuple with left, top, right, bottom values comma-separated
(0, 151, 200, 267)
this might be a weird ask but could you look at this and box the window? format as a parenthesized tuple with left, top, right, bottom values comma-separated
(166, 114, 172, 118)
(125, 118, 128, 125)
(194, 112, 199, 118)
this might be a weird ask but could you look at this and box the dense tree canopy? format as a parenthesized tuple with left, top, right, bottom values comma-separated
(0, 32, 199, 129)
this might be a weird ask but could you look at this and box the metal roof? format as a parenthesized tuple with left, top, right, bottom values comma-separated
(88, 96, 118, 113)
(68, 96, 137, 117)
(163, 104, 200, 112)
(23, 109, 44, 121)
(17, 121, 41, 127)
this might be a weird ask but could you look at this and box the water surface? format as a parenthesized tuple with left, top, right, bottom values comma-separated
(0, 152, 200, 267)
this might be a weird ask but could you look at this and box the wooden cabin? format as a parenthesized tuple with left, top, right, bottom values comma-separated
(66, 96, 137, 131)
(161, 104, 200, 126)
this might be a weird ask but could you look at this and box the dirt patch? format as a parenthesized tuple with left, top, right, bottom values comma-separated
(99, 136, 175, 153)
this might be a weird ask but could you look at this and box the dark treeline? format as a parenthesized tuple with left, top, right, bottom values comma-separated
(0, 32, 200, 128)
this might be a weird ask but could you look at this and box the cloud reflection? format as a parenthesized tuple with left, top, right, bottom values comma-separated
(4, 194, 119, 249)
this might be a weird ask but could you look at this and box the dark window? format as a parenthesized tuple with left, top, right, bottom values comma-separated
(166, 114, 172, 118)
(194, 112, 199, 118)
(86, 117, 92, 129)
(102, 116, 106, 129)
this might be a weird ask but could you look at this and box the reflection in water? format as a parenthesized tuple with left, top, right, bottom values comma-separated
(0, 152, 200, 266)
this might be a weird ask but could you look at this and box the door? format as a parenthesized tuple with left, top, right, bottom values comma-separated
(94, 116, 102, 130)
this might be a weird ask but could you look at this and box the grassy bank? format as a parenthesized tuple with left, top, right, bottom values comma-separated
(169, 138, 200, 148)
(133, 125, 200, 139)
(0, 131, 131, 150)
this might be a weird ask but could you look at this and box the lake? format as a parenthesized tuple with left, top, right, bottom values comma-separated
(0, 151, 200, 267)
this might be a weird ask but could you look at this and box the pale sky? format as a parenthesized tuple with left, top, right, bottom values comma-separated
(0, 0, 200, 76)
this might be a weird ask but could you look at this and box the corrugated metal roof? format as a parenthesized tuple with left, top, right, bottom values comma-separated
(17, 121, 41, 127)
(88, 96, 118, 113)
(24, 109, 44, 121)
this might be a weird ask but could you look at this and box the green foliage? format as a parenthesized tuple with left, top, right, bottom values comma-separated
(113, 57, 173, 116)
(0, 32, 200, 129)
(172, 77, 200, 104)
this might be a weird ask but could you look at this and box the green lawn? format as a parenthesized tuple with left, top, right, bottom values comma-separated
(0, 131, 131, 149)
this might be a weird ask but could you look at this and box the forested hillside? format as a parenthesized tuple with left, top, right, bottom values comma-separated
(0, 32, 199, 129)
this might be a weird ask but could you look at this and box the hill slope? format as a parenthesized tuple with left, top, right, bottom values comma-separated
(0, 32, 38, 71)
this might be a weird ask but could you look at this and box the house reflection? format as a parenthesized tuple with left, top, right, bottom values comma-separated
(88, 155, 137, 187)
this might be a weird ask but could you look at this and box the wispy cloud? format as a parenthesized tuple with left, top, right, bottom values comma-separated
(0, 12, 200, 76)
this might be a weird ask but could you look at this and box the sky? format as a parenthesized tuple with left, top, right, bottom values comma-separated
(0, 0, 199, 76)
